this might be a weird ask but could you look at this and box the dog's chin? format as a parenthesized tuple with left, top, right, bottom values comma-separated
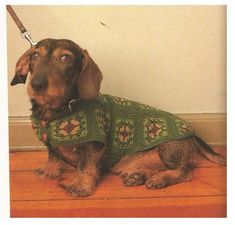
(27, 86, 67, 110)
(30, 94, 65, 110)
(33, 97, 63, 110)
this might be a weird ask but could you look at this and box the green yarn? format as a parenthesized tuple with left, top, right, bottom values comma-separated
(31, 94, 194, 168)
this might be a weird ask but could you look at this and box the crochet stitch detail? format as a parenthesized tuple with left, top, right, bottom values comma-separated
(31, 94, 194, 168)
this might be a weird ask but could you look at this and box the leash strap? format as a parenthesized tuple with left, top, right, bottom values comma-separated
(7, 5, 37, 46)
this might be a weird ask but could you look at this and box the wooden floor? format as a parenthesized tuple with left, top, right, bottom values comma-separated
(10, 147, 226, 218)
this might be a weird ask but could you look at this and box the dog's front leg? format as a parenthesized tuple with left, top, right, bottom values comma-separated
(60, 142, 105, 197)
(35, 144, 64, 178)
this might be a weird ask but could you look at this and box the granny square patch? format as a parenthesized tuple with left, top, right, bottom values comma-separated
(175, 118, 193, 135)
(143, 117, 168, 145)
(95, 108, 111, 135)
(113, 118, 135, 149)
(49, 112, 88, 143)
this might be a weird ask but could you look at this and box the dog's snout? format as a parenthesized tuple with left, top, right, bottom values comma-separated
(31, 75, 48, 92)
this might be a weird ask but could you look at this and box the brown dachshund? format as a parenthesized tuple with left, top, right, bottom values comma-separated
(11, 38, 225, 197)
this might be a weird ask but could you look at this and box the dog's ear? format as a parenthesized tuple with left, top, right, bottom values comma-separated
(78, 49, 103, 100)
(10, 48, 34, 86)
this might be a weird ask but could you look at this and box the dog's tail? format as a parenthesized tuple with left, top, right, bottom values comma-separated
(194, 136, 226, 166)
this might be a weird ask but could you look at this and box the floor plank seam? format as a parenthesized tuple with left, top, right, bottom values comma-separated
(11, 194, 226, 203)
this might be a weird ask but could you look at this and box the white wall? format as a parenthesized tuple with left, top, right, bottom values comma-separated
(7, 5, 226, 116)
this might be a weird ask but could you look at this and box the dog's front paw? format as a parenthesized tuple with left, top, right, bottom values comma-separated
(60, 172, 97, 197)
(35, 160, 64, 178)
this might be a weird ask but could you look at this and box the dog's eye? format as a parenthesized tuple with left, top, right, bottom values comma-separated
(60, 54, 72, 62)
(31, 52, 40, 60)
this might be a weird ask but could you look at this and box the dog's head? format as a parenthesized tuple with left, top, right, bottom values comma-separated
(11, 38, 103, 110)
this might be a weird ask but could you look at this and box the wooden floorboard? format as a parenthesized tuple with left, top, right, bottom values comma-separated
(11, 196, 226, 218)
(10, 147, 227, 218)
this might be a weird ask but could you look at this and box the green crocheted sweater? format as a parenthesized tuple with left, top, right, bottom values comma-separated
(31, 94, 194, 168)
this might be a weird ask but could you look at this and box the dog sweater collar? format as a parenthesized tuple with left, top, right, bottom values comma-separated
(31, 94, 194, 168)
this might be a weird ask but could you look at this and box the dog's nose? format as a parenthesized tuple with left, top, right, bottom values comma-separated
(31, 75, 48, 92)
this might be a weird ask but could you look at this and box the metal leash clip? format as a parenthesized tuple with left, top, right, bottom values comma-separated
(21, 30, 37, 46)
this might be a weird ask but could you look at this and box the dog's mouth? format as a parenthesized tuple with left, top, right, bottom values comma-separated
(27, 84, 67, 110)
(31, 94, 64, 110)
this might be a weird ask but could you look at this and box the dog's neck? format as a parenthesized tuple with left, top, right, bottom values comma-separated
(30, 85, 80, 121)
(30, 97, 79, 122)
(30, 99, 53, 121)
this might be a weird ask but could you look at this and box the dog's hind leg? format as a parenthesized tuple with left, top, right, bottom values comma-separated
(145, 139, 197, 189)
(111, 138, 197, 188)
(111, 148, 166, 187)
(145, 164, 193, 189)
